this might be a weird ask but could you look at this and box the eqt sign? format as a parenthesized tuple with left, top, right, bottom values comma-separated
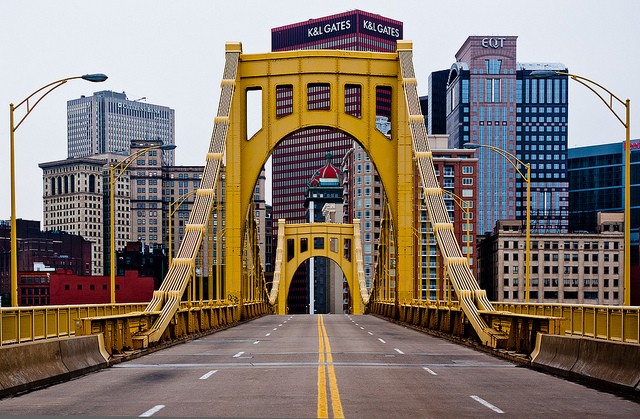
(481, 37, 506, 49)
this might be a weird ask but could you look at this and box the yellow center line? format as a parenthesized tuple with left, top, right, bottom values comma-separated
(319, 315, 344, 418)
(317, 315, 328, 418)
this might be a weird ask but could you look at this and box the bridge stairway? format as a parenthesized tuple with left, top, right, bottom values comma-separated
(398, 46, 507, 348)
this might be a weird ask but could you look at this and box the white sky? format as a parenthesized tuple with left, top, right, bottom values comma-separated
(1, 0, 639, 222)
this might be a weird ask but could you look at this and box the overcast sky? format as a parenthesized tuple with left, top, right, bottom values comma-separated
(1, 0, 639, 222)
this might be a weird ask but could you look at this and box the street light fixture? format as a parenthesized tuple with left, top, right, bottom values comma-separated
(109, 143, 176, 304)
(464, 142, 532, 302)
(168, 188, 198, 265)
(531, 70, 631, 306)
(9, 74, 108, 307)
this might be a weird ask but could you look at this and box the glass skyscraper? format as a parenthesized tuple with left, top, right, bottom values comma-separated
(516, 64, 569, 233)
(444, 36, 569, 235)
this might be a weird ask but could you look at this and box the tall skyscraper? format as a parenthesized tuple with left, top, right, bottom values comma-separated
(67, 91, 175, 165)
(516, 64, 569, 233)
(443, 36, 569, 235)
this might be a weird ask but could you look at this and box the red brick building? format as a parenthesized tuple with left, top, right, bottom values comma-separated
(18, 269, 154, 306)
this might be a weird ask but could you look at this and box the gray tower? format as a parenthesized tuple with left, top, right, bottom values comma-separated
(67, 91, 175, 165)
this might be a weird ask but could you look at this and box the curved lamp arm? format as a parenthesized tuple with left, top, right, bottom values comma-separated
(11, 74, 108, 131)
(530, 70, 629, 128)
(169, 188, 198, 216)
(464, 143, 530, 181)
(111, 144, 176, 184)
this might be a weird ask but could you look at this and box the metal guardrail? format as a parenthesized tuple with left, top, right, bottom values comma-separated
(0, 303, 147, 346)
(491, 302, 640, 344)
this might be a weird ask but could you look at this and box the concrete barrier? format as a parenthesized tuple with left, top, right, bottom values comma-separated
(59, 335, 109, 379)
(0, 334, 109, 398)
(571, 337, 640, 390)
(0, 339, 68, 397)
(531, 333, 581, 378)
(532, 333, 640, 392)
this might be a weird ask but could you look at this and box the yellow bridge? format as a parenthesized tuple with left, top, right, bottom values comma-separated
(1, 42, 639, 396)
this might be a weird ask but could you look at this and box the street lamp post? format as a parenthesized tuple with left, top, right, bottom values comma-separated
(109, 143, 176, 304)
(9, 74, 108, 307)
(531, 70, 631, 306)
(168, 189, 198, 265)
(464, 143, 532, 302)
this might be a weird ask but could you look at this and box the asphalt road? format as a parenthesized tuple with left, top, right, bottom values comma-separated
(0, 314, 638, 418)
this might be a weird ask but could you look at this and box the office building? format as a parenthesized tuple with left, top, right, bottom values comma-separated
(254, 167, 268, 269)
(516, 63, 569, 233)
(340, 143, 385, 290)
(67, 91, 175, 165)
(129, 140, 171, 247)
(442, 36, 569, 235)
(163, 164, 205, 259)
(39, 156, 117, 276)
(568, 139, 640, 304)
(478, 213, 624, 305)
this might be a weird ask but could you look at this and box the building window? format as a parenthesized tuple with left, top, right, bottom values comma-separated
(486, 59, 502, 75)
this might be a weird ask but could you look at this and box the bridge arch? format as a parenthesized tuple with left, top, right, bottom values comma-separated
(226, 43, 414, 307)
(270, 220, 365, 314)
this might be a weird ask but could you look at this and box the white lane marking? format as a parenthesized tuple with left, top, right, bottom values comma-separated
(140, 405, 165, 417)
(265, 333, 271, 337)
(273, 328, 278, 331)
(199, 370, 218, 380)
(394, 348, 404, 354)
(423, 367, 437, 376)
(355, 323, 359, 326)
(233, 351, 245, 358)
(253, 340, 260, 345)
(470, 395, 504, 414)
(279, 324, 283, 326)
(367, 332, 373, 335)
(378, 338, 386, 344)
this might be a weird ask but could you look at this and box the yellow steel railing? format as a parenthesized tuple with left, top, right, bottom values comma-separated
(491, 302, 640, 344)
(0, 303, 147, 346)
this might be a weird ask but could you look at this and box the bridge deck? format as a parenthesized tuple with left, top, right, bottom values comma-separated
(1, 315, 637, 417)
